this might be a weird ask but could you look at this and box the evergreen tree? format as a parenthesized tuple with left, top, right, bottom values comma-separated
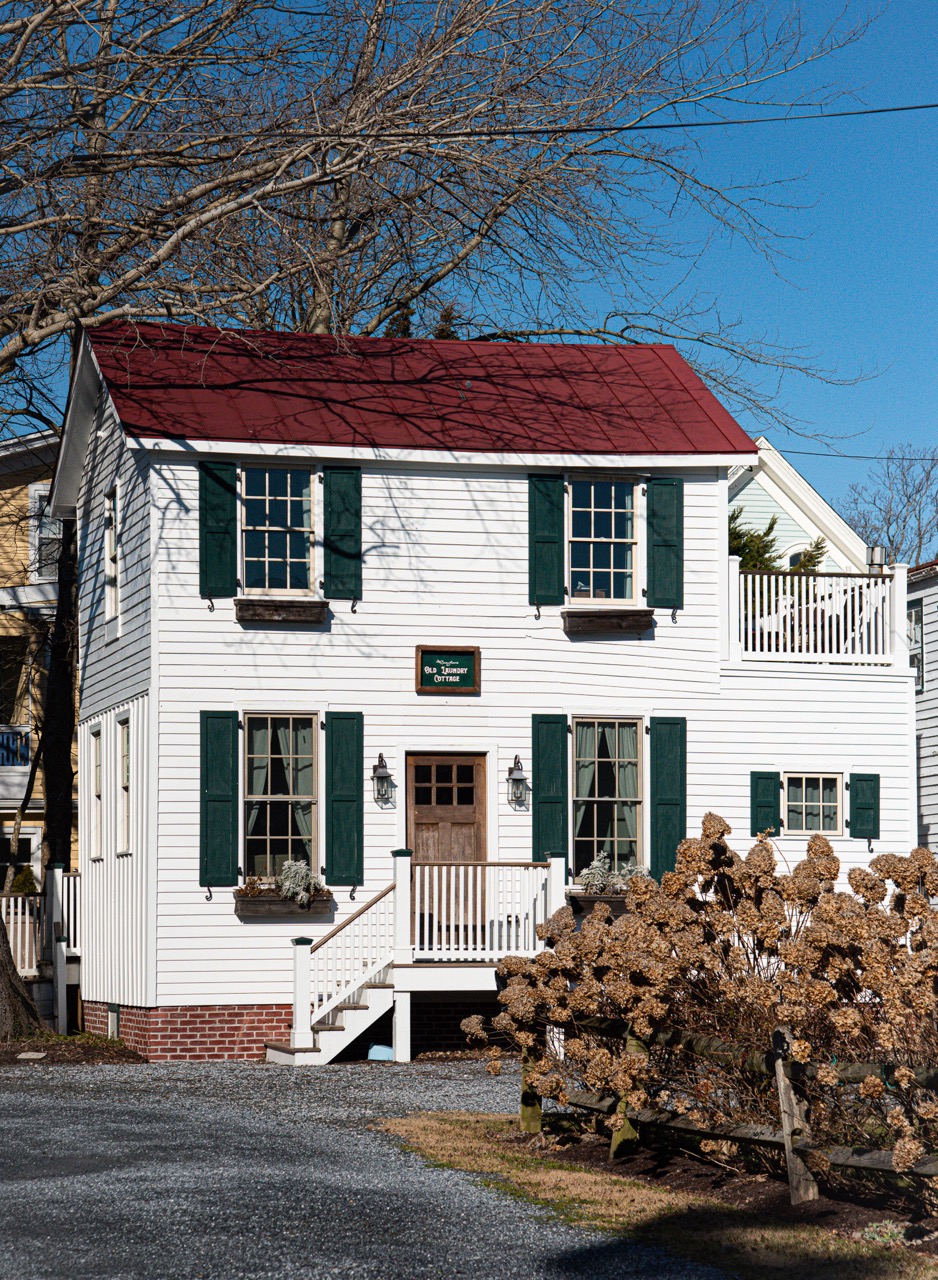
(728, 507, 782, 571)
(433, 303, 461, 340)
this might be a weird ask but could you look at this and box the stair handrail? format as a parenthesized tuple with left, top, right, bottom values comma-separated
(309, 882, 393, 954)
(292, 882, 396, 1047)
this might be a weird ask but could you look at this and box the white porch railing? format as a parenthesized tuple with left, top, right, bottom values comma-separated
(411, 861, 554, 961)
(288, 852, 568, 1049)
(63, 872, 80, 955)
(0, 894, 42, 976)
(738, 569, 897, 663)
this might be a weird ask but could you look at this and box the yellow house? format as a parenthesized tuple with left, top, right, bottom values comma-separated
(0, 430, 76, 882)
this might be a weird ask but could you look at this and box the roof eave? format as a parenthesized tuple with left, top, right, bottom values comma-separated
(50, 338, 101, 518)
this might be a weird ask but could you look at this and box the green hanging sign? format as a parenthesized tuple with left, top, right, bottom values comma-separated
(415, 647, 481, 695)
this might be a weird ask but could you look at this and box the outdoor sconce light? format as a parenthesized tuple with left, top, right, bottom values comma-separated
(507, 755, 528, 807)
(372, 753, 393, 804)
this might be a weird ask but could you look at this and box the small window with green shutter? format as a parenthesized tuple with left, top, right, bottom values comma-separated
(750, 771, 781, 837)
(783, 773, 842, 836)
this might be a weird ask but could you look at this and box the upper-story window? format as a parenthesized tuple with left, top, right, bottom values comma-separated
(242, 468, 313, 593)
(908, 599, 924, 695)
(569, 479, 636, 603)
(30, 484, 62, 583)
(0, 638, 29, 726)
(104, 487, 119, 619)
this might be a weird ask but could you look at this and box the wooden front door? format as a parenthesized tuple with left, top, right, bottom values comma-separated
(406, 754, 486, 863)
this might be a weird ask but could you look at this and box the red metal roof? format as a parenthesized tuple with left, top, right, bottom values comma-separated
(87, 322, 756, 457)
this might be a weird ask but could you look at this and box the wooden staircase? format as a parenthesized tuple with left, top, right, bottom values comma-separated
(266, 973, 395, 1064)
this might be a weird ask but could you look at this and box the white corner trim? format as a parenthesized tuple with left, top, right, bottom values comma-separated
(50, 338, 102, 518)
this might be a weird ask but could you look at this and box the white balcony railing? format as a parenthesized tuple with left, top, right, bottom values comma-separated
(737, 569, 898, 664)
(0, 894, 41, 975)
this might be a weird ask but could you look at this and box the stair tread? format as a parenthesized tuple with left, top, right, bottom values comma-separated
(313, 1022, 345, 1032)
(364, 983, 394, 989)
(336, 1003, 368, 1011)
(265, 1041, 321, 1055)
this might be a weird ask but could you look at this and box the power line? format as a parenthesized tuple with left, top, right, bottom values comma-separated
(352, 100, 938, 142)
(782, 447, 938, 463)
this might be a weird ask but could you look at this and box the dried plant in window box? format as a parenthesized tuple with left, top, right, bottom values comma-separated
(233, 864, 333, 919)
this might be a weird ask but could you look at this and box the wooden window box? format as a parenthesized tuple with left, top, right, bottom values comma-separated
(233, 894, 334, 920)
(566, 890, 629, 921)
(234, 598, 328, 624)
(561, 608, 654, 635)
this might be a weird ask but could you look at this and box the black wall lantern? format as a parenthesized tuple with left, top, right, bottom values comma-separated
(372, 753, 393, 804)
(507, 755, 528, 807)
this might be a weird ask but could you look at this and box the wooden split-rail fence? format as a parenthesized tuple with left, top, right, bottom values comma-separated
(520, 1021, 938, 1206)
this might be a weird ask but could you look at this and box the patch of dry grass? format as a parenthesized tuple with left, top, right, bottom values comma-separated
(381, 1112, 938, 1280)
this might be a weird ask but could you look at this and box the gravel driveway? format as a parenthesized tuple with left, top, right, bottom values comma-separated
(0, 1060, 723, 1280)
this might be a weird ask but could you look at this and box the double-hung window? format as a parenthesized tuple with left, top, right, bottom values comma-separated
(908, 600, 924, 694)
(91, 730, 102, 858)
(119, 720, 130, 852)
(30, 484, 62, 583)
(104, 488, 119, 619)
(244, 714, 316, 877)
(569, 479, 636, 603)
(242, 467, 313, 593)
(784, 773, 841, 835)
(573, 718, 641, 875)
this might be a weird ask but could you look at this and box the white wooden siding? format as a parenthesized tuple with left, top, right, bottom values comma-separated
(76, 397, 151, 718)
(78, 692, 150, 1006)
(136, 457, 915, 1006)
(909, 579, 938, 845)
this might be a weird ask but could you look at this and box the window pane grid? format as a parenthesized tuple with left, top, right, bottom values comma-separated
(244, 714, 316, 877)
(570, 479, 635, 601)
(785, 774, 840, 834)
(242, 468, 312, 592)
(573, 718, 640, 875)
(908, 601, 924, 694)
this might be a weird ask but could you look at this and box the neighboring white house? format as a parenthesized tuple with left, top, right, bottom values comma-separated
(51, 322, 916, 1062)
(730, 436, 869, 573)
(906, 560, 938, 845)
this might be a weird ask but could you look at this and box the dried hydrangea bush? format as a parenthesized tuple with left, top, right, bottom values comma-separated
(465, 814, 938, 1185)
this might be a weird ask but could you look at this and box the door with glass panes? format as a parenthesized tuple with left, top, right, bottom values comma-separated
(406, 754, 486, 948)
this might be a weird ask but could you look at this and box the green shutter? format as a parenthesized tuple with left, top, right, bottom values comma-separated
(199, 711, 239, 887)
(750, 771, 781, 837)
(323, 467, 362, 599)
(646, 478, 684, 609)
(325, 712, 364, 885)
(198, 462, 238, 598)
(532, 714, 568, 863)
(649, 717, 686, 878)
(528, 475, 565, 606)
(849, 773, 880, 840)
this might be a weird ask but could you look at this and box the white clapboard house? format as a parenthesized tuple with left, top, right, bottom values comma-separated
(51, 322, 916, 1062)
(906, 560, 938, 845)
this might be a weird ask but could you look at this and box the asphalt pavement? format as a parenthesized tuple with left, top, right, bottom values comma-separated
(0, 1060, 724, 1279)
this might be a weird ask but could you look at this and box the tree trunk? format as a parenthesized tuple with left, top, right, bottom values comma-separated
(40, 519, 77, 875)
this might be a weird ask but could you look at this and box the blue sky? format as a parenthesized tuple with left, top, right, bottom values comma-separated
(664, 1, 938, 509)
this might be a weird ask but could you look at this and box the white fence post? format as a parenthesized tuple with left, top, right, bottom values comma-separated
(727, 556, 742, 661)
(54, 933, 67, 1033)
(548, 851, 568, 917)
(291, 937, 314, 1049)
(44, 862, 64, 962)
(891, 565, 908, 670)
(393, 990, 411, 1063)
(393, 848, 413, 965)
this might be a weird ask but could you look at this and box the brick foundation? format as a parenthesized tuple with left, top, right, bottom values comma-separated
(83, 1001, 292, 1061)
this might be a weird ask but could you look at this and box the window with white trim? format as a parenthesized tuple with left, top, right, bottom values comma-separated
(784, 773, 841, 835)
(569, 479, 636, 602)
(30, 484, 62, 583)
(118, 720, 130, 851)
(242, 468, 313, 592)
(244, 714, 316, 877)
(91, 730, 102, 857)
(573, 718, 641, 875)
(104, 488, 119, 619)
(908, 599, 924, 695)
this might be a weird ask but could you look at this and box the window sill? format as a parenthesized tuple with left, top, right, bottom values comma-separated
(234, 596, 329, 624)
(116, 850, 132, 858)
(561, 607, 654, 635)
(89, 856, 103, 864)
